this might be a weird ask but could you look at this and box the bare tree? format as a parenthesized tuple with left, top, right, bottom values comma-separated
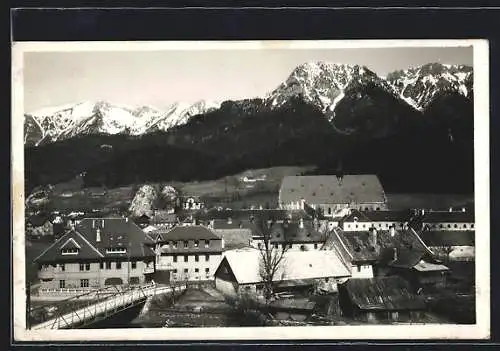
(256, 217, 289, 304)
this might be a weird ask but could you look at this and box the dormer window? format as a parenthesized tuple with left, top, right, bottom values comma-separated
(61, 248, 79, 255)
(194, 240, 199, 248)
(106, 248, 127, 254)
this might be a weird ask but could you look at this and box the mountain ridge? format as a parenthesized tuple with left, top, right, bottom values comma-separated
(24, 62, 472, 147)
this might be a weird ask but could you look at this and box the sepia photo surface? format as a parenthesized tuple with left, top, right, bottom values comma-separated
(12, 39, 490, 341)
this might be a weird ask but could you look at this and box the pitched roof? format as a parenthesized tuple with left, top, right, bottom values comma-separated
(34, 229, 104, 263)
(219, 248, 351, 285)
(279, 175, 386, 205)
(363, 210, 414, 222)
(324, 227, 432, 264)
(197, 209, 313, 221)
(76, 218, 155, 257)
(155, 225, 220, 241)
(269, 221, 325, 244)
(35, 217, 156, 263)
(388, 250, 426, 268)
(418, 230, 475, 246)
(213, 228, 253, 250)
(343, 276, 426, 311)
(420, 211, 475, 223)
(412, 260, 449, 272)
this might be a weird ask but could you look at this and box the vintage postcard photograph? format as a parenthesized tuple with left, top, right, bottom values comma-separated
(12, 39, 490, 341)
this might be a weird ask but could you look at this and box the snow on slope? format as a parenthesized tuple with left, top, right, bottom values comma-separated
(386, 63, 473, 109)
(25, 100, 221, 146)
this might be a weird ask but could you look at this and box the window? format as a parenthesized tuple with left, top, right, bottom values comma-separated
(328, 208, 332, 215)
(205, 240, 210, 248)
(173, 269, 177, 273)
(314, 243, 318, 249)
(463, 224, 467, 229)
(184, 241, 189, 248)
(184, 268, 188, 273)
(288, 243, 293, 249)
(274, 243, 279, 249)
(60, 264, 65, 271)
(357, 265, 361, 272)
(106, 248, 127, 254)
(205, 254, 209, 262)
(194, 240, 199, 248)
(439, 224, 444, 228)
(173, 242, 178, 249)
(173, 255, 178, 263)
(85, 263, 90, 271)
(79, 263, 85, 271)
(195, 268, 199, 273)
(454, 224, 458, 228)
(131, 261, 137, 269)
(205, 268, 209, 273)
(184, 255, 188, 262)
(447, 224, 451, 228)
(116, 262, 122, 269)
(59, 280, 65, 289)
(80, 279, 89, 288)
(100, 262, 104, 269)
(106, 261, 112, 270)
(471, 224, 475, 229)
(61, 248, 79, 255)
(257, 243, 262, 249)
(355, 224, 358, 229)
(195, 255, 199, 262)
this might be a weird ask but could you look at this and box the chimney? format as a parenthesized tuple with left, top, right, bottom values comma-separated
(462, 207, 466, 213)
(421, 209, 425, 216)
(92, 220, 95, 229)
(96, 228, 101, 242)
(370, 227, 377, 246)
(210, 219, 215, 229)
(300, 198, 305, 210)
(393, 247, 398, 261)
(227, 217, 232, 224)
(102, 219, 105, 228)
(449, 207, 453, 212)
(389, 226, 396, 237)
(299, 218, 304, 229)
(126, 217, 129, 223)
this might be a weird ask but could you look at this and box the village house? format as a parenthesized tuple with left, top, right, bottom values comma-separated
(388, 249, 450, 291)
(151, 225, 224, 282)
(338, 276, 427, 323)
(278, 175, 387, 216)
(322, 225, 435, 280)
(418, 229, 475, 262)
(181, 195, 205, 211)
(149, 210, 178, 228)
(412, 209, 475, 231)
(214, 248, 351, 299)
(33, 218, 156, 293)
(265, 218, 326, 252)
(340, 209, 415, 232)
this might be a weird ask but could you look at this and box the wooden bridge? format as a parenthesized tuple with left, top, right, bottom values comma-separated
(28, 283, 186, 330)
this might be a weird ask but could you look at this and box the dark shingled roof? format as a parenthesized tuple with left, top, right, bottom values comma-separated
(196, 209, 313, 221)
(363, 210, 414, 222)
(419, 230, 475, 246)
(343, 276, 426, 311)
(279, 175, 386, 205)
(213, 228, 253, 250)
(269, 221, 325, 244)
(324, 228, 431, 264)
(34, 217, 155, 263)
(421, 211, 475, 223)
(388, 249, 426, 269)
(154, 225, 220, 241)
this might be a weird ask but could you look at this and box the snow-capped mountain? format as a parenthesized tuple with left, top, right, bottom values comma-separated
(24, 100, 221, 146)
(386, 63, 473, 110)
(266, 62, 404, 118)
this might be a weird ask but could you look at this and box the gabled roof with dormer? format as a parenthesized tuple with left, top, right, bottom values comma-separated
(33, 229, 104, 263)
(34, 217, 156, 263)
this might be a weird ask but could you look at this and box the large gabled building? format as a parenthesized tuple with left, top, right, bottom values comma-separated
(33, 218, 156, 292)
(278, 175, 387, 216)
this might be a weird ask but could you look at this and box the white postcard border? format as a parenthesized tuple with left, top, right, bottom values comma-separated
(12, 39, 490, 341)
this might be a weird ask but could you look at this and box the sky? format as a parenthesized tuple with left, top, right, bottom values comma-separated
(23, 45, 473, 113)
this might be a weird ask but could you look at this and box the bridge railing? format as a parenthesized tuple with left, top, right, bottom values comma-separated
(28, 282, 178, 329)
(28, 283, 158, 329)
